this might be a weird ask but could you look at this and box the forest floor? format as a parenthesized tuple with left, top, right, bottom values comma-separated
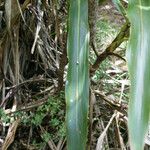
(1, 1, 150, 150)
(1, 1, 129, 150)
(90, 1, 129, 149)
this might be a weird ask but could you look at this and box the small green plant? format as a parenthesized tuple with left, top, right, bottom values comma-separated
(0, 108, 10, 124)
(20, 92, 66, 143)
(41, 132, 52, 143)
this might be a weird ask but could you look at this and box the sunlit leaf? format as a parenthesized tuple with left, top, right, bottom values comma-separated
(127, 1, 150, 150)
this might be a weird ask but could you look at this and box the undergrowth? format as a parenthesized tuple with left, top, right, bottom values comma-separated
(1, 92, 66, 149)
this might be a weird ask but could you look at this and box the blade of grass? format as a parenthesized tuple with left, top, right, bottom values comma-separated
(127, 1, 150, 150)
(65, 0, 89, 149)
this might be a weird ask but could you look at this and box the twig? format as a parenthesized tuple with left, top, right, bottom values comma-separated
(90, 21, 130, 76)
(91, 42, 99, 57)
(5, 78, 53, 90)
(2, 119, 20, 150)
(4, 95, 50, 115)
(94, 90, 127, 116)
(56, 138, 66, 150)
(107, 52, 126, 62)
(94, 99, 110, 148)
(87, 90, 96, 149)
(39, 125, 57, 150)
(96, 112, 117, 150)
(115, 113, 126, 149)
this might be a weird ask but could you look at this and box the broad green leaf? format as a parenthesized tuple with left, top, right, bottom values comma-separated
(127, 1, 150, 150)
(65, 0, 89, 150)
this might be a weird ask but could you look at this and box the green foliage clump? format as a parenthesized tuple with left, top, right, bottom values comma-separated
(21, 92, 66, 141)
(0, 108, 10, 124)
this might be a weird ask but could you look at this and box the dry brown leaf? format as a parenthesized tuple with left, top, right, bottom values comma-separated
(2, 119, 20, 150)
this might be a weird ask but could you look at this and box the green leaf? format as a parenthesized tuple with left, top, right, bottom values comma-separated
(127, 1, 150, 150)
(65, 0, 89, 150)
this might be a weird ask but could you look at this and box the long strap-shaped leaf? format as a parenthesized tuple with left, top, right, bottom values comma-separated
(127, 1, 150, 150)
(65, 0, 89, 149)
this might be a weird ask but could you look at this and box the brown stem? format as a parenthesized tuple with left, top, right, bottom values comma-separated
(90, 21, 130, 76)
(56, 33, 67, 93)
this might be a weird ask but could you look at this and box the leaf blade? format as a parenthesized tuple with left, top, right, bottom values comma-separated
(127, 1, 150, 150)
(65, 0, 89, 149)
